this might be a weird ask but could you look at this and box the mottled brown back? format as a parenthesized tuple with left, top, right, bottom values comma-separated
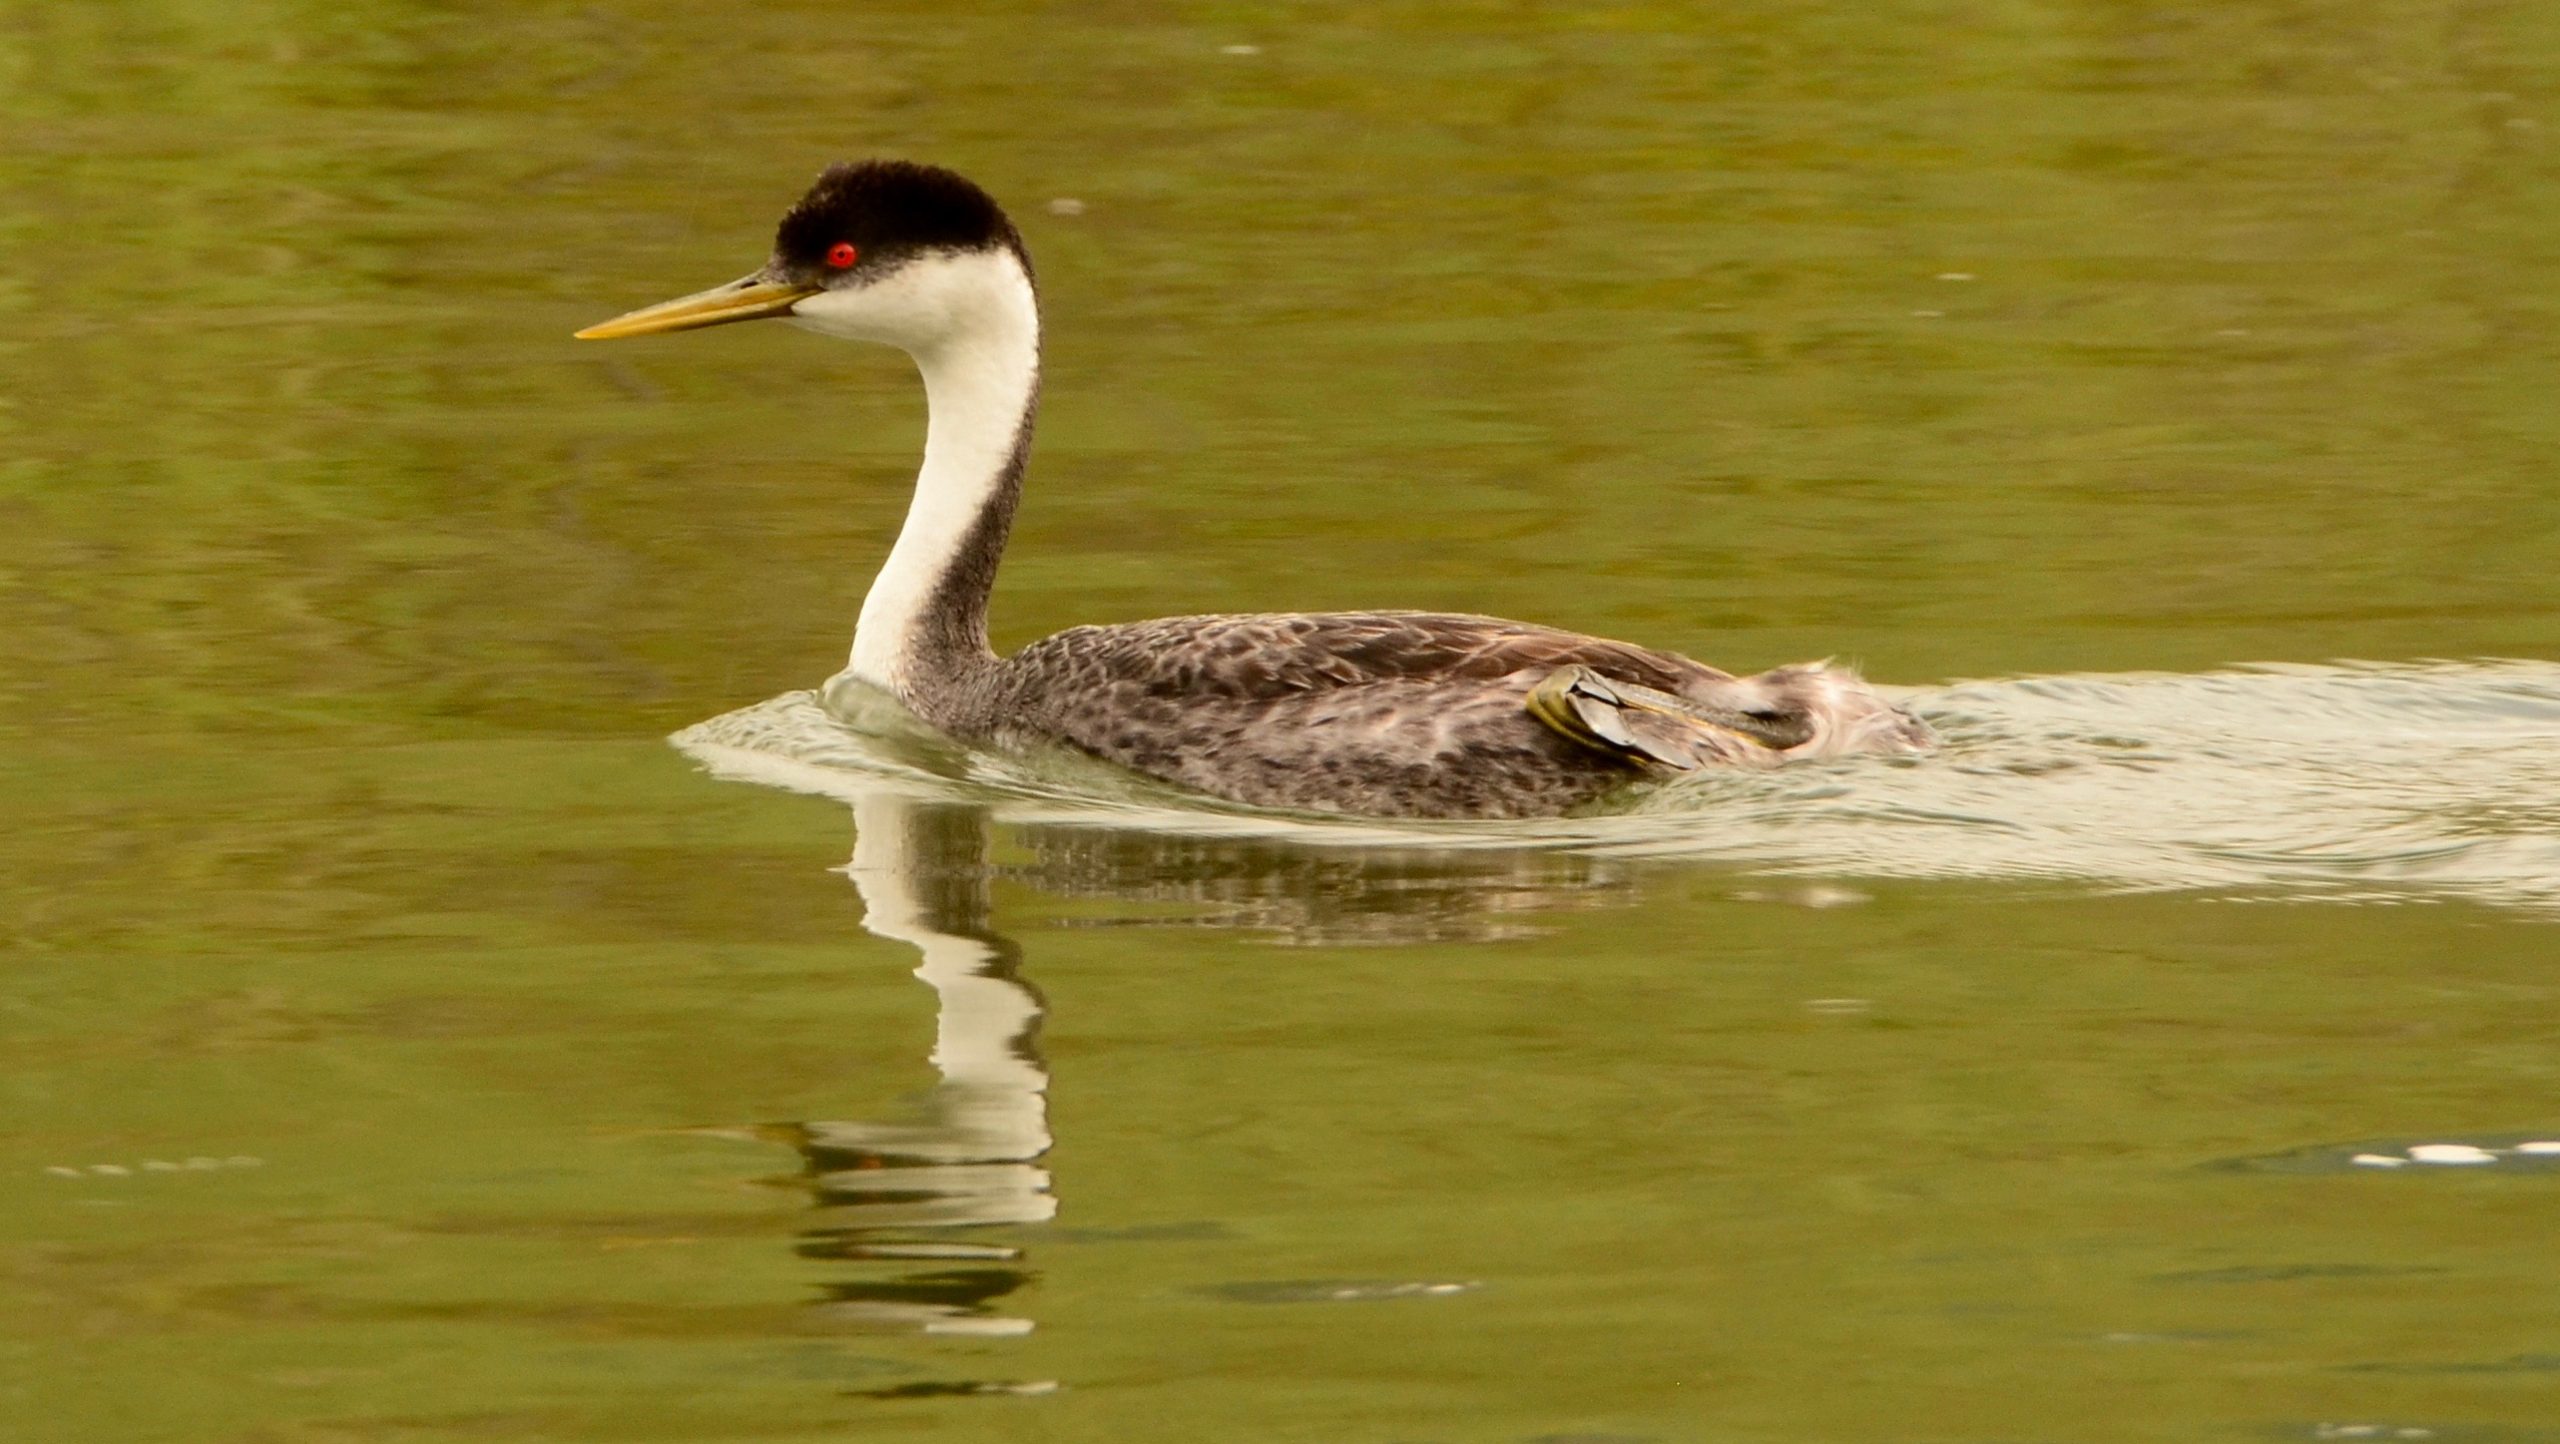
(936, 611, 1849, 818)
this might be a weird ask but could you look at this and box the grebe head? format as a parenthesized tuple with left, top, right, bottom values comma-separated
(574, 160, 1030, 353)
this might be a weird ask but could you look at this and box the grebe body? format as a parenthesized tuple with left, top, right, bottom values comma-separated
(579, 161, 1930, 819)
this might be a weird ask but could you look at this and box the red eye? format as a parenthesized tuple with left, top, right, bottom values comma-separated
(825, 242, 858, 269)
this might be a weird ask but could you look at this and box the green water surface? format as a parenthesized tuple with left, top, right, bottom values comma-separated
(6, 2, 2559, 1440)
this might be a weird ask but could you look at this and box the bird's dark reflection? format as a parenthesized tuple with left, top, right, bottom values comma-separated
(756, 780, 1639, 1343)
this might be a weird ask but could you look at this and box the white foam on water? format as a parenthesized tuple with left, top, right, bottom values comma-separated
(674, 659, 2560, 915)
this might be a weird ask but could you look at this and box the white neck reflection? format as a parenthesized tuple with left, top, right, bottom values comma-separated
(790, 792, 1053, 1337)
(838, 792, 1051, 1175)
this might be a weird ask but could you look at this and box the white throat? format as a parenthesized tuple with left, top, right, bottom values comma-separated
(795, 248, 1041, 698)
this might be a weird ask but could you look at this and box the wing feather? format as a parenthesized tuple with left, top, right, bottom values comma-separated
(1008, 611, 1728, 702)
(978, 611, 1924, 818)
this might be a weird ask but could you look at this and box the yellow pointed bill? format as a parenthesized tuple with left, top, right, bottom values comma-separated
(574, 274, 822, 340)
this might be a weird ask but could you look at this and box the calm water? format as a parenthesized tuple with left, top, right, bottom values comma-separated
(6, 3, 2559, 1440)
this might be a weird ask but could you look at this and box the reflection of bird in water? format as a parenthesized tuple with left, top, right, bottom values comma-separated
(727, 771, 1651, 1343)
(1011, 829, 1633, 945)
(779, 793, 1051, 1338)
(580, 160, 1931, 820)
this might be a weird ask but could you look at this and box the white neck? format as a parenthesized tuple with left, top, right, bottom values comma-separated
(793, 248, 1041, 699)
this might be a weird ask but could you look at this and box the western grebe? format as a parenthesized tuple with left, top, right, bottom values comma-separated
(578, 160, 1931, 818)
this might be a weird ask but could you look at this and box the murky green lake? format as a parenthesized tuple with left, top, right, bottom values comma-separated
(7, 3, 2559, 1440)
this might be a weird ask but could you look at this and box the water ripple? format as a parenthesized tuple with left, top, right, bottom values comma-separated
(674, 659, 2560, 914)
